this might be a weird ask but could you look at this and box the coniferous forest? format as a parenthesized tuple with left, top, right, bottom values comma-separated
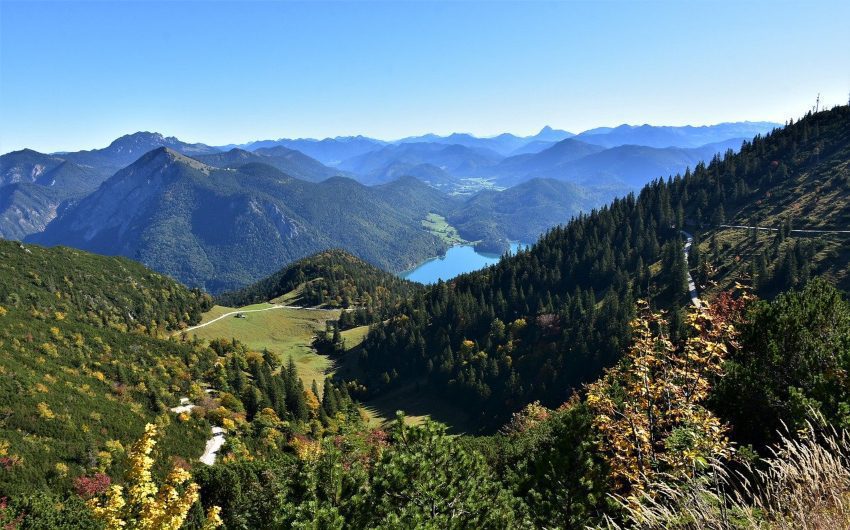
(3, 2, 850, 526)
(354, 106, 850, 429)
(3, 105, 850, 529)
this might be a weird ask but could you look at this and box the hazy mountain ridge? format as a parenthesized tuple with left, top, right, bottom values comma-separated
(574, 121, 779, 148)
(61, 131, 221, 170)
(337, 142, 504, 185)
(225, 135, 388, 166)
(194, 146, 342, 182)
(29, 148, 450, 292)
(492, 136, 748, 188)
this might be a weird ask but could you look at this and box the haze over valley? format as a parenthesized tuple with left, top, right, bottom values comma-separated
(2, 121, 777, 291)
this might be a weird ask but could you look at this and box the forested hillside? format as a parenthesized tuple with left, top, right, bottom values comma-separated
(0, 240, 362, 526)
(352, 106, 850, 429)
(217, 249, 422, 325)
(689, 107, 850, 296)
(0, 240, 213, 495)
(30, 148, 450, 293)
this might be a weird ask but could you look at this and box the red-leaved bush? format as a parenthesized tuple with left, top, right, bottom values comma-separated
(73, 473, 111, 498)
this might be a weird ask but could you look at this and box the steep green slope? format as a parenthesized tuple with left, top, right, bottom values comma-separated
(31, 149, 448, 293)
(685, 107, 850, 297)
(352, 106, 850, 430)
(0, 240, 214, 495)
(448, 177, 603, 247)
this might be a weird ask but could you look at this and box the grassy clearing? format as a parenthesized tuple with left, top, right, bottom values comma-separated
(191, 309, 472, 431)
(269, 283, 306, 305)
(340, 325, 370, 350)
(334, 324, 474, 432)
(422, 213, 466, 246)
(359, 383, 475, 434)
(189, 304, 341, 389)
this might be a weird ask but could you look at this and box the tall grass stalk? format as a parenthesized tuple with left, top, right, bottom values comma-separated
(599, 421, 850, 529)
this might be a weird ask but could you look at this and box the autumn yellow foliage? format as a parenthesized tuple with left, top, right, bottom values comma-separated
(587, 300, 738, 496)
(88, 423, 222, 530)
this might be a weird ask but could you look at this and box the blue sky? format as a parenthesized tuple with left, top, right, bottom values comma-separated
(1, 0, 849, 153)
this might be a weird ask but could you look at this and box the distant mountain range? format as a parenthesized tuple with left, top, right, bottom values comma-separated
(194, 146, 343, 182)
(573, 121, 778, 148)
(490, 136, 748, 188)
(0, 133, 223, 240)
(223, 136, 387, 166)
(29, 148, 446, 292)
(216, 122, 777, 192)
(395, 126, 575, 156)
(25, 147, 604, 292)
(336, 142, 503, 185)
(2, 120, 780, 292)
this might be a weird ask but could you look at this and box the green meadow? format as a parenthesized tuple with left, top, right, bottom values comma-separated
(188, 304, 340, 389)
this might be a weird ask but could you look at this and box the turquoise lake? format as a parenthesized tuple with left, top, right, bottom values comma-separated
(401, 243, 524, 284)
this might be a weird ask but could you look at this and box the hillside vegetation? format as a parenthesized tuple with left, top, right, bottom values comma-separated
(351, 106, 850, 430)
(217, 249, 421, 326)
(5, 111, 850, 529)
(31, 149, 449, 293)
(0, 240, 214, 495)
(0, 240, 362, 525)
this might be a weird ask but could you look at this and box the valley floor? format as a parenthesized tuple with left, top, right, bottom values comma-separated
(185, 303, 342, 391)
(184, 301, 477, 430)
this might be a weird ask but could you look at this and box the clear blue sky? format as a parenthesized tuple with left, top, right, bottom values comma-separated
(1, 0, 849, 153)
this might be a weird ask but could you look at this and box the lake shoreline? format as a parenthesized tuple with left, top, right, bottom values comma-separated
(399, 242, 527, 284)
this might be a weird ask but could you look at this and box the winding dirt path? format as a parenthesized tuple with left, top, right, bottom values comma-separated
(184, 304, 338, 333)
(719, 224, 850, 235)
(681, 230, 701, 308)
(199, 427, 226, 465)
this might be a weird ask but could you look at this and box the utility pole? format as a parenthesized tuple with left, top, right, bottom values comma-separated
(815, 93, 820, 113)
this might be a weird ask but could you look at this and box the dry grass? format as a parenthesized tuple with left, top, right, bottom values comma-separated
(600, 421, 850, 530)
